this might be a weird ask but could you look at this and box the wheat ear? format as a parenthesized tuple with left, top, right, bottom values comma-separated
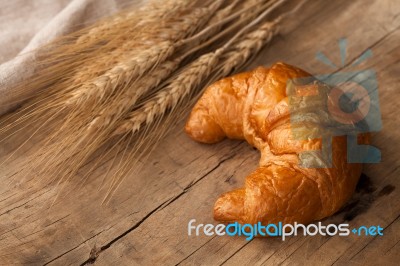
(113, 7, 285, 136)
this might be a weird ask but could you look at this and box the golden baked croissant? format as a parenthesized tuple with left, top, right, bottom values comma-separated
(185, 62, 369, 225)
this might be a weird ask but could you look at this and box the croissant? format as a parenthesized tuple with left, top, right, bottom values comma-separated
(185, 62, 369, 225)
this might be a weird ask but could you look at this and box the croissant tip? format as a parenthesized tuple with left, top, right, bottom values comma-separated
(213, 189, 245, 222)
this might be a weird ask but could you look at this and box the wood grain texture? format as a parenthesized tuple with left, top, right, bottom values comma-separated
(0, 0, 399, 265)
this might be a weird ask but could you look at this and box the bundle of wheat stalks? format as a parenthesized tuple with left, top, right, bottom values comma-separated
(0, 0, 302, 201)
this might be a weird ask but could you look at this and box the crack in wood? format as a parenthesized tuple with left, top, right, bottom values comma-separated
(159, 151, 239, 212)
(77, 148, 240, 265)
(43, 229, 107, 265)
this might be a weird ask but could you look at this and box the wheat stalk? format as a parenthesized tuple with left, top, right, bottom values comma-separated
(0, 0, 306, 202)
(67, 0, 287, 166)
(0, 1, 225, 134)
(32, 2, 229, 179)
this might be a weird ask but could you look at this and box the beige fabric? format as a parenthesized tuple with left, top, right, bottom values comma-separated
(0, 0, 142, 115)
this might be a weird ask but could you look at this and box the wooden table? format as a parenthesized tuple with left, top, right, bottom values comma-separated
(0, 0, 399, 265)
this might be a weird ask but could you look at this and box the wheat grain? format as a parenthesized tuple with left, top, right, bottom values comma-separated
(65, 41, 175, 106)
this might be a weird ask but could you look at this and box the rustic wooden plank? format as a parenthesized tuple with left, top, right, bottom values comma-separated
(0, 127, 247, 265)
(0, 0, 399, 265)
